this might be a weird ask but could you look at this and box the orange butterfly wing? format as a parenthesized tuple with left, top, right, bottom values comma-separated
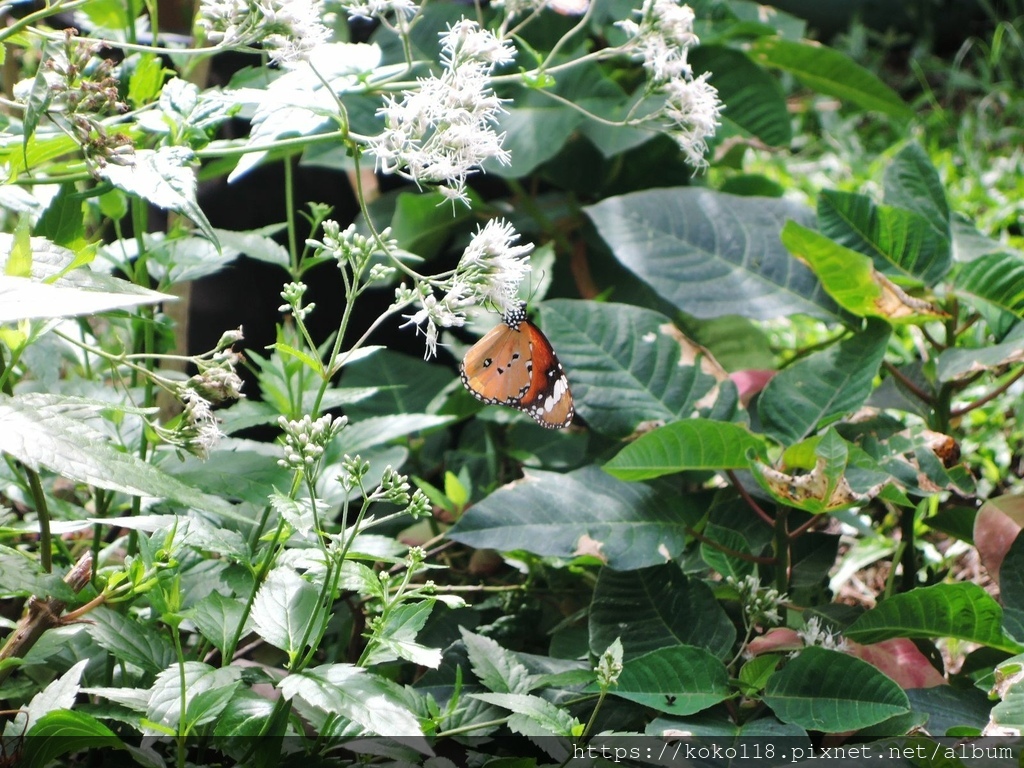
(460, 308, 574, 429)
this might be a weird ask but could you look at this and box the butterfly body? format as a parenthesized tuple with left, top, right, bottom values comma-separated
(460, 304, 574, 429)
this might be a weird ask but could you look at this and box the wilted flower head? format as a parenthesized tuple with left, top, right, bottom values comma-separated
(176, 389, 224, 460)
(187, 351, 245, 405)
(196, 0, 330, 63)
(367, 19, 514, 204)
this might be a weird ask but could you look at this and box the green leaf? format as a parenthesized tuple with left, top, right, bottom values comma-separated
(585, 188, 839, 321)
(163, 446, 291, 506)
(269, 342, 324, 374)
(460, 629, 535, 695)
(0, 234, 171, 322)
(781, 222, 943, 321)
(758, 320, 891, 445)
(700, 522, 754, 580)
(845, 582, 1022, 653)
(607, 646, 730, 715)
(128, 54, 167, 109)
(604, 419, 765, 481)
(1003, 533, 1024, 616)
(982, 654, 1024, 734)
(0, 394, 236, 517)
(469, 692, 578, 737)
(34, 183, 85, 246)
(22, 711, 123, 768)
(589, 565, 736, 660)
(189, 592, 250, 655)
(362, 601, 441, 668)
(955, 251, 1024, 319)
(185, 681, 241, 731)
(764, 647, 910, 732)
(448, 466, 699, 570)
(483, 85, 585, 178)
(336, 414, 454, 454)
(390, 191, 473, 259)
(147, 663, 242, 732)
(99, 147, 218, 246)
(539, 300, 738, 438)
(343, 349, 453, 421)
(750, 38, 912, 119)
(937, 323, 1024, 381)
(691, 46, 791, 146)
(213, 689, 277, 737)
(883, 143, 950, 241)
(87, 608, 176, 676)
(817, 190, 951, 286)
(251, 567, 328, 663)
(279, 663, 426, 740)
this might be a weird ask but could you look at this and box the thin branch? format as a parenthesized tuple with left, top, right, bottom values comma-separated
(883, 360, 935, 405)
(951, 365, 1024, 418)
(726, 469, 774, 526)
(685, 523, 777, 565)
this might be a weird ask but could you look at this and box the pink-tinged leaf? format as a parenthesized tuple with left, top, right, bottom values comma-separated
(974, 496, 1024, 585)
(849, 639, 946, 689)
(746, 627, 802, 656)
(729, 369, 776, 405)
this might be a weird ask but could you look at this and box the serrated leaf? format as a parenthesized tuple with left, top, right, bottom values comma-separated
(0, 394, 235, 517)
(251, 567, 328, 662)
(589, 565, 736, 660)
(758, 320, 891, 445)
(34, 183, 85, 246)
(469, 692, 577, 737)
(146, 663, 242, 732)
(185, 681, 241, 730)
(751, 38, 912, 119)
(213, 690, 277, 737)
(764, 647, 909, 732)
(607, 646, 730, 715)
(9, 659, 89, 738)
(448, 466, 698, 570)
(88, 608, 175, 676)
(604, 419, 765, 481)
(279, 663, 425, 740)
(99, 147, 217, 246)
(845, 582, 1022, 652)
(189, 592, 250, 655)
(539, 301, 738, 438)
(460, 629, 535, 694)
(362, 601, 441, 668)
(22, 710, 123, 768)
(585, 188, 838, 321)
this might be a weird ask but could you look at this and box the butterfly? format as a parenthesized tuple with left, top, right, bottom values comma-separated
(460, 303, 574, 429)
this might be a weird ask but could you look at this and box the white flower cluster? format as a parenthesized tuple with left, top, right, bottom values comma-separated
(400, 218, 533, 359)
(196, 0, 330, 64)
(798, 616, 849, 653)
(619, 0, 722, 168)
(337, 0, 417, 21)
(367, 19, 516, 206)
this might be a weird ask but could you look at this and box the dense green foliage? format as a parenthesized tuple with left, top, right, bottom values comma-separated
(2, 1, 1024, 766)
